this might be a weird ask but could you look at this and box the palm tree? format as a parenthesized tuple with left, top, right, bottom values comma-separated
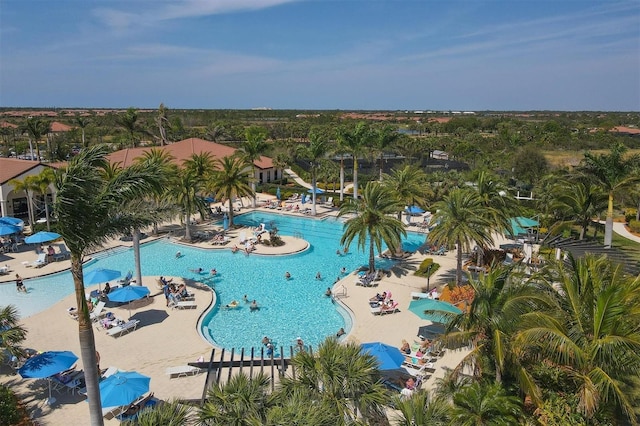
(75, 116, 91, 148)
(450, 382, 523, 426)
(382, 164, 429, 220)
(338, 181, 406, 273)
(337, 122, 372, 200)
(122, 399, 195, 426)
(516, 254, 640, 422)
(30, 168, 56, 231)
(240, 126, 268, 208)
(9, 176, 38, 226)
(391, 391, 451, 426)
(53, 145, 164, 426)
(207, 155, 253, 228)
(277, 338, 389, 423)
(428, 188, 495, 286)
(116, 107, 144, 148)
(0, 305, 28, 363)
(372, 124, 400, 181)
(155, 103, 169, 146)
(172, 170, 207, 242)
(550, 178, 608, 240)
(21, 117, 50, 160)
(442, 267, 550, 402)
(199, 372, 272, 425)
(331, 134, 350, 202)
(297, 129, 330, 216)
(579, 142, 640, 247)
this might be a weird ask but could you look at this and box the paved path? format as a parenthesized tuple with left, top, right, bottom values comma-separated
(598, 220, 640, 244)
(283, 168, 354, 195)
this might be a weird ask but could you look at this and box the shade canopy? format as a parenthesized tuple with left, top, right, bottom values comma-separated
(0, 217, 24, 228)
(360, 342, 405, 370)
(508, 217, 539, 236)
(408, 299, 462, 323)
(276, 187, 281, 200)
(417, 323, 448, 340)
(301, 194, 307, 204)
(307, 187, 324, 194)
(99, 371, 150, 408)
(405, 205, 425, 215)
(84, 268, 121, 285)
(0, 224, 21, 236)
(107, 285, 150, 303)
(223, 214, 229, 231)
(19, 351, 78, 379)
(24, 231, 61, 244)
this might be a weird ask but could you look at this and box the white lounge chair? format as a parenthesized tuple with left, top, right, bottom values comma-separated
(89, 301, 107, 322)
(106, 320, 140, 337)
(170, 300, 197, 310)
(29, 253, 47, 268)
(166, 365, 202, 378)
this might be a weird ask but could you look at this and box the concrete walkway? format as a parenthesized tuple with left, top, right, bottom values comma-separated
(612, 221, 640, 244)
(283, 168, 354, 196)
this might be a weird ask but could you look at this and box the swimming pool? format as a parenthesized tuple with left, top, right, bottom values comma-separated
(1, 212, 426, 351)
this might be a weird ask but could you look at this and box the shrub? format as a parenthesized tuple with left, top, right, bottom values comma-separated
(628, 220, 640, 234)
(0, 385, 28, 425)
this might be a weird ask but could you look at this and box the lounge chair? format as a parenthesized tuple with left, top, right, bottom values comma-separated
(89, 301, 107, 322)
(370, 305, 382, 315)
(380, 301, 399, 315)
(28, 253, 48, 268)
(118, 271, 133, 286)
(166, 365, 202, 378)
(0, 265, 10, 275)
(106, 320, 140, 337)
(53, 244, 71, 261)
(170, 300, 197, 310)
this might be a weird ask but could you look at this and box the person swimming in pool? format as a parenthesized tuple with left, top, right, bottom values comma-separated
(285, 271, 291, 280)
(190, 267, 203, 274)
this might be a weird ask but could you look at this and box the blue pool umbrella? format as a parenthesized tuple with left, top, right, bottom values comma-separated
(19, 350, 78, 405)
(408, 299, 462, 323)
(307, 187, 325, 194)
(223, 213, 229, 231)
(0, 217, 24, 228)
(360, 342, 406, 370)
(19, 350, 78, 379)
(99, 371, 150, 409)
(84, 268, 121, 285)
(24, 231, 61, 244)
(0, 224, 21, 236)
(276, 187, 281, 200)
(405, 205, 425, 215)
(107, 285, 150, 318)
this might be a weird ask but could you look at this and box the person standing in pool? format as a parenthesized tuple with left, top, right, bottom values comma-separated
(15, 274, 27, 293)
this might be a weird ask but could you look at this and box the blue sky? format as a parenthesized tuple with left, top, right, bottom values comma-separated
(1, 0, 638, 111)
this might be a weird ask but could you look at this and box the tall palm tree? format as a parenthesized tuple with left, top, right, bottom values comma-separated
(240, 126, 268, 208)
(21, 117, 50, 160)
(442, 267, 550, 403)
(337, 122, 372, 200)
(53, 145, 164, 426)
(277, 338, 389, 423)
(0, 305, 27, 363)
(30, 168, 56, 231)
(450, 382, 523, 425)
(207, 155, 253, 227)
(199, 372, 272, 425)
(550, 178, 608, 240)
(516, 254, 640, 422)
(331, 134, 350, 202)
(428, 188, 495, 286)
(155, 103, 169, 146)
(338, 181, 406, 273)
(9, 176, 38, 226)
(297, 129, 330, 216)
(172, 170, 207, 242)
(382, 164, 429, 220)
(372, 124, 400, 181)
(116, 107, 144, 148)
(75, 116, 91, 148)
(579, 142, 640, 247)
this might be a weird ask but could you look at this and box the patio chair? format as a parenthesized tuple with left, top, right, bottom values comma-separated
(166, 365, 202, 378)
(380, 301, 399, 315)
(170, 300, 197, 310)
(53, 244, 71, 261)
(118, 271, 133, 286)
(89, 301, 107, 322)
(28, 253, 48, 268)
(106, 320, 140, 337)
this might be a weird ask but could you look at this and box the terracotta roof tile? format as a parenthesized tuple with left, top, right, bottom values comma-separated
(0, 158, 46, 185)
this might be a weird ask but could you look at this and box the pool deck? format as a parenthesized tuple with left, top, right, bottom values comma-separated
(0, 195, 474, 425)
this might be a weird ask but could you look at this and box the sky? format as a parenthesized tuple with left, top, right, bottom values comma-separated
(1, 0, 639, 111)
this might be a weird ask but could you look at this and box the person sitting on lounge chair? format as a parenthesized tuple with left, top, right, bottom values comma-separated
(400, 339, 411, 354)
(102, 283, 111, 295)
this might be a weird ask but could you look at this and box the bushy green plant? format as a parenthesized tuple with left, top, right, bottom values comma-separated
(0, 385, 28, 426)
(628, 219, 640, 233)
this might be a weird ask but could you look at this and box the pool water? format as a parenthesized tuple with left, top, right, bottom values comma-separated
(1, 212, 426, 351)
